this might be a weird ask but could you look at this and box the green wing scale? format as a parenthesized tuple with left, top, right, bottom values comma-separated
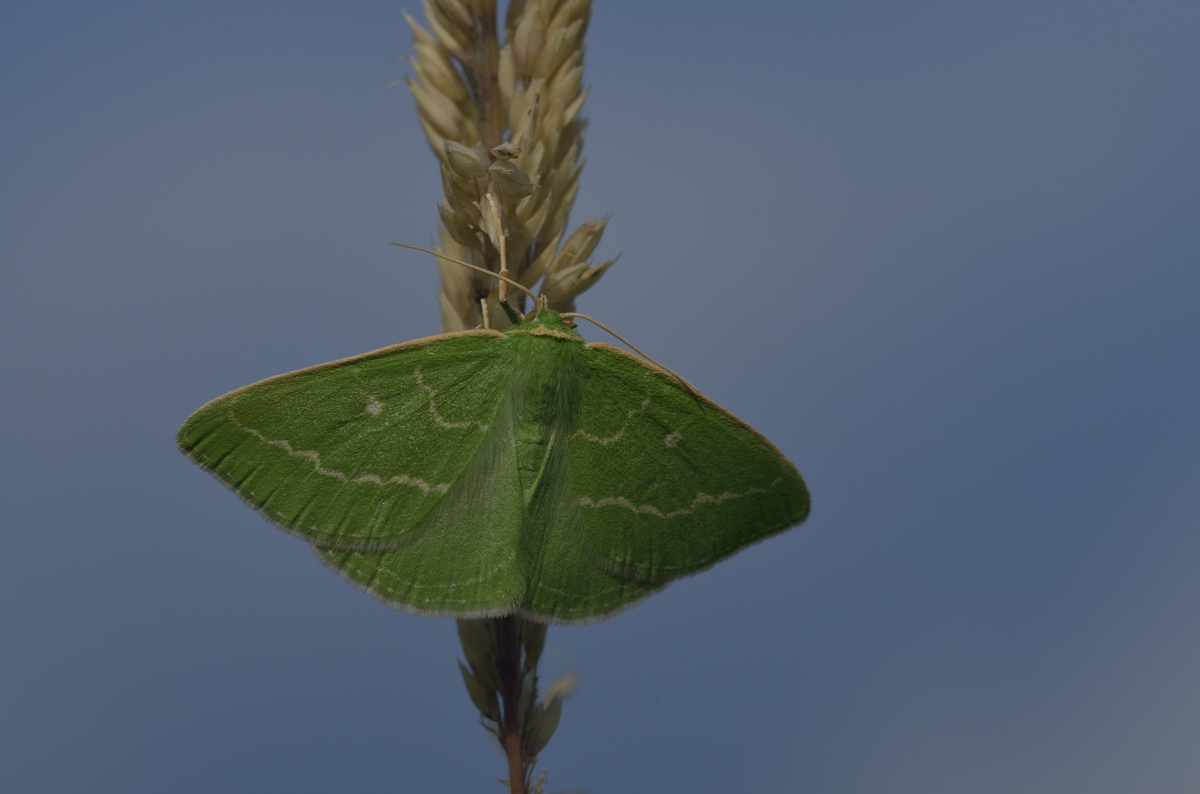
(178, 330, 513, 550)
(569, 343, 810, 585)
(178, 310, 810, 623)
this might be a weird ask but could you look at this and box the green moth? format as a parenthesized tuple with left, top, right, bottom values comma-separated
(178, 308, 809, 623)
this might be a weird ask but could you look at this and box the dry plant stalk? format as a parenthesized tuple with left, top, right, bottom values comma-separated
(457, 618, 563, 793)
(404, 1, 602, 791)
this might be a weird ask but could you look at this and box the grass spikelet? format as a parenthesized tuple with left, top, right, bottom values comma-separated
(404, 0, 612, 331)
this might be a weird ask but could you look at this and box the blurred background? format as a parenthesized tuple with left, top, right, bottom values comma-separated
(3, 1, 1198, 791)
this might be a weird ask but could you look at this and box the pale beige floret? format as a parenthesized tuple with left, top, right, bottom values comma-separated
(403, 0, 615, 333)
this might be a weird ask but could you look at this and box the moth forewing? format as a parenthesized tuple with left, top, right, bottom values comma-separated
(569, 343, 810, 585)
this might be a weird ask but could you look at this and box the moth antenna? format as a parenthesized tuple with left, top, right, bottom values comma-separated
(391, 242, 538, 303)
(561, 312, 701, 395)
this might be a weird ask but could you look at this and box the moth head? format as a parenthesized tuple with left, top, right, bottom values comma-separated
(519, 308, 584, 338)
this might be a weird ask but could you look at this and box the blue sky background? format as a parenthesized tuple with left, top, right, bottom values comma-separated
(4, 1, 1199, 791)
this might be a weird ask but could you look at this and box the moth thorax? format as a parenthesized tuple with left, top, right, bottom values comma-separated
(510, 346, 584, 501)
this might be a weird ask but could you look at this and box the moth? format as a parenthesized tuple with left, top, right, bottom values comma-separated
(179, 269, 809, 623)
